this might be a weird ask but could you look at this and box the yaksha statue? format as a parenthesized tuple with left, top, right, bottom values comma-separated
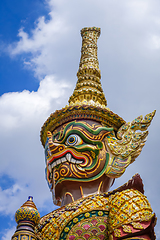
(12, 27, 156, 240)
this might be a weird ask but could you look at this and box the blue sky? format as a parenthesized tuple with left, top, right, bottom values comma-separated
(0, 0, 50, 95)
(0, 0, 160, 239)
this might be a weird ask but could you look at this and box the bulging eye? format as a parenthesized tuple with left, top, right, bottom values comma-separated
(66, 134, 83, 146)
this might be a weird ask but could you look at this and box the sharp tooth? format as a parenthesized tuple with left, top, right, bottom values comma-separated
(52, 162, 56, 167)
(66, 153, 71, 162)
(71, 158, 76, 163)
(57, 159, 61, 165)
(76, 160, 83, 164)
(62, 157, 66, 163)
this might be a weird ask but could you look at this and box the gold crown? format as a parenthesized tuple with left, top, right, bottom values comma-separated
(40, 27, 125, 147)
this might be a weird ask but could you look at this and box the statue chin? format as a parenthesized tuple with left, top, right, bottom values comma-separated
(52, 175, 115, 206)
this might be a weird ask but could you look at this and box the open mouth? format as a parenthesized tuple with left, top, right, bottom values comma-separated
(48, 152, 85, 171)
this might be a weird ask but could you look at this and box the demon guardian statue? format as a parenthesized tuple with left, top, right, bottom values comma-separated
(12, 27, 156, 240)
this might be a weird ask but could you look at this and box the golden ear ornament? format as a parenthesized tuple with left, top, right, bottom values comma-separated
(105, 110, 156, 178)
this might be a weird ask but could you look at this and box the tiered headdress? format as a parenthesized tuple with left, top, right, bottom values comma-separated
(40, 27, 125, 147)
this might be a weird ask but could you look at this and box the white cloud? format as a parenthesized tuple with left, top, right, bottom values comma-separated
(150, 35, 160, 49)
(8, 0, 156, 79)
(0, 184, 23, 214)
(0, 74, 71, 215)
(0, 75, 71, 129)
(126, 0, 150, 21)
(2, 226, 16, 240)
(7, 0, 160, 108)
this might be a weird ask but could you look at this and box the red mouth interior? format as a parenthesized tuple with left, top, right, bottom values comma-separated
(48, 149, 86, 165)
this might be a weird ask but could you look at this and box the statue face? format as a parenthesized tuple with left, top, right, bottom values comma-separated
(45, 120, 113, 200)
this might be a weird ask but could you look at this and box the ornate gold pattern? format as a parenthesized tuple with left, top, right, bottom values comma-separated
(22, 236, 29, 240)
(114, 229, 121, 237)
(108, 189, 153, 232)
(35, 192, 110, 240)
(131, 222, 144, 230)
(105, 110, 155, 178)
(66, 216, 108, 240)
(45, 120, 112, 196)
(106, 111, 156, 160)
(12, 197, 40, 240)
(69, 27, 107, 107)
(35, 188, 154, 240)
(15, 197, 40, 225)
(122, 225, 132, 233)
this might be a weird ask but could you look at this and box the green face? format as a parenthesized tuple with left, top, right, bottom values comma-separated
(45, 120, 113, 192)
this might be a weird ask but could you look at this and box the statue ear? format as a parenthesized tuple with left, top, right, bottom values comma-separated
(105, 111, 155, 178)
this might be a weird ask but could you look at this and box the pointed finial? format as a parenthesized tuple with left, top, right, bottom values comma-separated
(15, 196, 40, 224)
(69, 27, 107, 107)
(27, 196, 33, 202)
(40, 27, 126, 148)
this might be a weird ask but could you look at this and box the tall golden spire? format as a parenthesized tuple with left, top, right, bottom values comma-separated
(69, 27, 107, 107)
(40, 27, 126, 147)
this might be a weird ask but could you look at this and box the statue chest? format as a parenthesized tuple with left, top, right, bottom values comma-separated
(58, 210, 109, 240)
(35, 194, 110, 240)
(35, 189, 153, 240)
